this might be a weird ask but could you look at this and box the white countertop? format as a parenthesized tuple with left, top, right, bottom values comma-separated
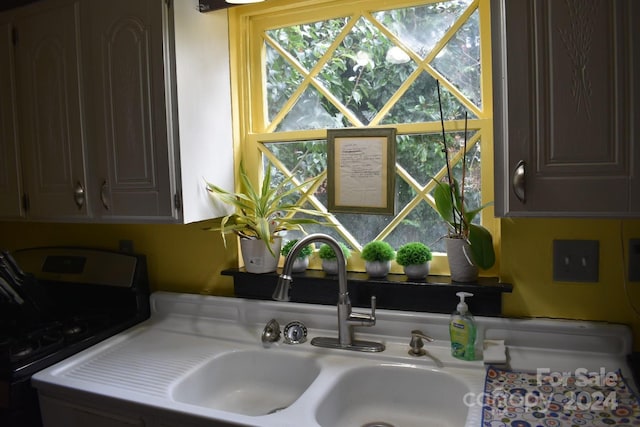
(32, 291, 637, 427)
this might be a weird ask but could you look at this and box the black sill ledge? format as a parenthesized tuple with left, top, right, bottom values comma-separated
(222, 268, 512, 317)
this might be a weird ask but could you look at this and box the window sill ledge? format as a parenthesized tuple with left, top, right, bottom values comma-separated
(222, 268, 512, 317)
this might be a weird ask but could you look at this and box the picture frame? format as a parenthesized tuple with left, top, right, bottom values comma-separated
(327, 128, 396, 215)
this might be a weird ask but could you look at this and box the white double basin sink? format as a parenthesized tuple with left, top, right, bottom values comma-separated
(32, 292, 635, 427)
(171, 345, 477, 426)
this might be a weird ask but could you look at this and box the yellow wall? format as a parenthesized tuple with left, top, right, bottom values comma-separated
(0, 217, 639, 350)
(500, 218, 640, 351)
(0, 220, 238, 296)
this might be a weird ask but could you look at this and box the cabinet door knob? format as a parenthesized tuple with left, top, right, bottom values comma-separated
(73, 181, 85, 209)
(100, 180, 110, 210)
(512, 160, 526, 203)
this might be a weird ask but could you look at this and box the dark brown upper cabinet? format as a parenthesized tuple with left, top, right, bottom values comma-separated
(0, 22, 22, 218)
(492, 0, 639, 217)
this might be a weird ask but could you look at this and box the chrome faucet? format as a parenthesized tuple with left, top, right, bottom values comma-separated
(273, 233, 384, 352)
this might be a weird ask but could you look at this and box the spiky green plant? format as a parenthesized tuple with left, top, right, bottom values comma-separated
(205, 162, 333, 256)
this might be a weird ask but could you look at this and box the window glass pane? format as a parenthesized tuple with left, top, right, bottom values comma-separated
(266, 17, 348, 72)
(381, 72, 476, 125)
(373, 0, 473, 60)
(262, 156, 327, 220)
(317, 17, 417, 125)
(276, 86, 348, 131)
(300, 206, 399, 246)
(265, 43, 305, 122)
(396, 132, 474, 187)
(431, 9, 481, 107)
(386, 201, 450, 252)
(450, 142, 482, 222)
(264, 140, 327, 179)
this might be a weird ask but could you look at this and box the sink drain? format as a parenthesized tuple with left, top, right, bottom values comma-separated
(361, 423, 395, 427)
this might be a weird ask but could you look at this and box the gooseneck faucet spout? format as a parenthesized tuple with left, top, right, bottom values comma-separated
(273, 233, 347, 302)
(273, 233, 384, 352)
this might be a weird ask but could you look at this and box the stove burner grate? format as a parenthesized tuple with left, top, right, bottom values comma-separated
(6, 324, 65, 363)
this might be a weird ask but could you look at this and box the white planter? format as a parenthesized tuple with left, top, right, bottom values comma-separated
(291, 257, 309, 273)
(240, 237, 282, 274)
(403, 262, 430, 280)
(446, 237, 478, 282)
(365, 260, 391, 278)
(321, 259, 340, 275)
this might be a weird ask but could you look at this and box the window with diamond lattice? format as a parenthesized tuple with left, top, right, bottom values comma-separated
(230, 0, 495, 264)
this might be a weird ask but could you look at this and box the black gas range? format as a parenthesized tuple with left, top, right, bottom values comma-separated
(0, 247, 150, 427)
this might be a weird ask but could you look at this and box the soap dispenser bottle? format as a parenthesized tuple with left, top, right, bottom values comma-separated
(449, 291, 476, 360)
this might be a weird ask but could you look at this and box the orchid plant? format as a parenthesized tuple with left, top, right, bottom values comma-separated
(432, 81, 495, 270)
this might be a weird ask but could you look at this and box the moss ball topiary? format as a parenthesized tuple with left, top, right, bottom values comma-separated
(395, 242, 432, 266)
(281, 239, 313, 259)
(318, 242, 351, 260)
(360, 241, 395, 262)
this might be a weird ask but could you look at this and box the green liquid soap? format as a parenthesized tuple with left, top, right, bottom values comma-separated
(449, 291, 476, 361)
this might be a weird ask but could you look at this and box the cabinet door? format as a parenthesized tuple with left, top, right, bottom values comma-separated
(0, 22, 23, 218)
(492, 0, 636, 217)
(630, 0, 640, 213)
(82, 0, 175, 222)
(39, 395, 147, 427)
(14, 2, 89, 219)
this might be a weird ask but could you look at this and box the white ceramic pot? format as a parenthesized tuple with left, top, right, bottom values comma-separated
(321, 259, 339, 275)
(446, 237, 478, 282)
(240, 236, 282, 274)
(365, 260, 391, 278)
(291, 257, 309, 273)
(403, 262, 430, 280)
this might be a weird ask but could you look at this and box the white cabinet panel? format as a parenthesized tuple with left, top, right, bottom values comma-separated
(82, 0, 174, 221)
(14, 1, 89, 219)
(1, 0, 234, 223)
(170, 0, 234, 223)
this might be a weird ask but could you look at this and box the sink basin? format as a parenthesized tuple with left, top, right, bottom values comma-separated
(316, 365, 470, 427)
(171, 350, 321, 416)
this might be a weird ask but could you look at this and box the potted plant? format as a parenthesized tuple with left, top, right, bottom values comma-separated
(318, 242, 351, 275)
(281, 239, 313, 273)
(205, 162, 332, 274)
(433, 173, 494, 281)
(396, 242, 432, 280)
(432, 81, 495, 281)
(360, 241, 395, 277)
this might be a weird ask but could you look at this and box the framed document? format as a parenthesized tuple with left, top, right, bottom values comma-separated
(327, 128, 396, 215)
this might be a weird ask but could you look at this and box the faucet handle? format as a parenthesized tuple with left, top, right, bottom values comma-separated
(261, 318, 281, 343)
(348, 295, 378, 326)
(408, 329, 434, 356)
